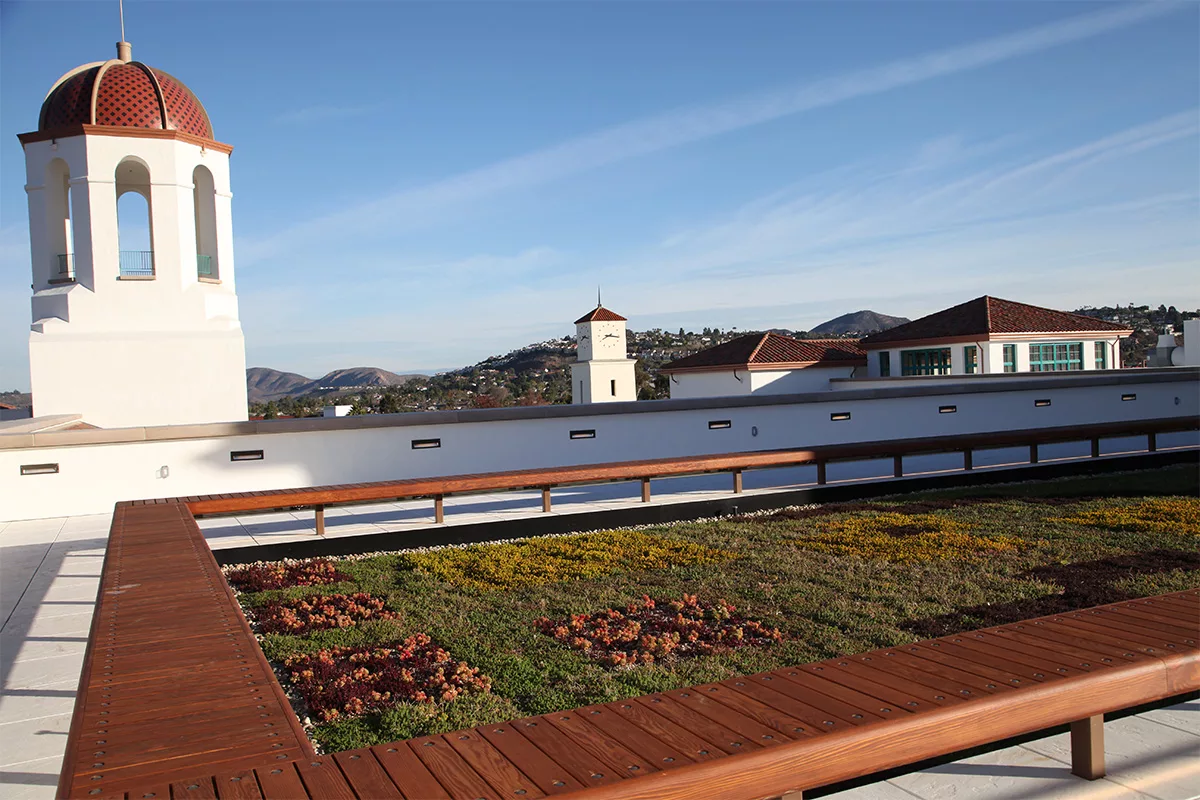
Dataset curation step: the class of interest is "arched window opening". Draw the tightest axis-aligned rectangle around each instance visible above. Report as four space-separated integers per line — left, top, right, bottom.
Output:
45 159 73 282
115 159 154 277
192 165 218 280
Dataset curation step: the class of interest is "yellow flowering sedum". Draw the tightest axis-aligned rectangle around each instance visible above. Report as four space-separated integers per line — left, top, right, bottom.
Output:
403 530 733 590
792 512 1022 563
1049 497 1200 536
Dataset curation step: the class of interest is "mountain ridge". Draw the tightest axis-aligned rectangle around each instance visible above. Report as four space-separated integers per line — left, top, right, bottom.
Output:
247 366 422 403
810 310 910 335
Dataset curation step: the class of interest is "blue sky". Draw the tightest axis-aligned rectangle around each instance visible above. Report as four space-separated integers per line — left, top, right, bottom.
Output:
1 1 1197 388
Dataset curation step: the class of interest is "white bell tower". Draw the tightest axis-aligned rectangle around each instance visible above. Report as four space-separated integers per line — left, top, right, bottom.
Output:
19 40 248 428
570 298 637 404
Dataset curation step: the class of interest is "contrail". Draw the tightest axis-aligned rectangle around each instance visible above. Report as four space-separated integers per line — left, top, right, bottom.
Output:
238 2 1185 264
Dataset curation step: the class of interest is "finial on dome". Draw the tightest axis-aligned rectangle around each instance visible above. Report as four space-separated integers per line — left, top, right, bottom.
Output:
116 0 131 61
597 285 602 307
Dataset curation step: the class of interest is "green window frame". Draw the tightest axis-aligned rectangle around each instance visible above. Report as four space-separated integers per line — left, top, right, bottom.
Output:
1003 344 1016 373
1094 341 1107 369
900 348 952 376
1029 342 1083 372
963 345 978 374
878 352 890 377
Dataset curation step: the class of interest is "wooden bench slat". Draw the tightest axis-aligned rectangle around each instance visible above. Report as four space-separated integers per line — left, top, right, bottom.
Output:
898 642 1038 689
332 750 404 799
254 763 309 800
509 716 627 787
1059 613 1196 650
576 704 696 769
408 735 500 799
213 769 263 800
650 691 788 746
443 730 546 799
170 775 219 799
476 722 587 794
294 758 356 800
544 710 660 778
370 743 452 800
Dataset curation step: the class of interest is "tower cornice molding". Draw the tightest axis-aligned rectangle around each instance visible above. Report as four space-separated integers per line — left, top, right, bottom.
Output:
18 125 233 155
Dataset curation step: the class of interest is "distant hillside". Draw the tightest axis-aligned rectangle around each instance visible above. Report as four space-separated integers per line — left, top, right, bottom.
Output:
0 390 33 408
811 310 909 335
246 368 311 403
247 366 421 403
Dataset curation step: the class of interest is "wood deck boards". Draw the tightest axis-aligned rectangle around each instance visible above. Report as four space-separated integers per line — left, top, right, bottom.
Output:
59 502 313 799
59 495 1198 799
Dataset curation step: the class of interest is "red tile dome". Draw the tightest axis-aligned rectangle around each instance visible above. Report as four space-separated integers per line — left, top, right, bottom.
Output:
39 56 213 140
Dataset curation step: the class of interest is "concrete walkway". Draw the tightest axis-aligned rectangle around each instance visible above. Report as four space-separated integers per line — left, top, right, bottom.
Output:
2 500 1197 800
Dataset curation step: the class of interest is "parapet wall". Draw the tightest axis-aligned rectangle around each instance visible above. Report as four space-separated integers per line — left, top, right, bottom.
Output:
1 368 1196 522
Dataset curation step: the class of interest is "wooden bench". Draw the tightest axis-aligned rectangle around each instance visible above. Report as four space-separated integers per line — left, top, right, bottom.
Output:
60 497 1198 799
170 416 1197 534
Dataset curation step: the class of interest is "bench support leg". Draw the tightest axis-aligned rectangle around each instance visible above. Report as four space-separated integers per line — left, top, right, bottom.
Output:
314 505 325 536
963 448 972 471
732 469 743 494
1029 443 1039 464
542 487 552 513
641 477 651 503
1070 715 1105 780
816 461 827 486
1148 432 1157 452
893 455 903 478
1091 437 1101 458
434 495 444 524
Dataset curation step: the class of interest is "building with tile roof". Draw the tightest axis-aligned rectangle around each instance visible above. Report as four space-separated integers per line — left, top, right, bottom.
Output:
859 296 1133 378
660 332 866 398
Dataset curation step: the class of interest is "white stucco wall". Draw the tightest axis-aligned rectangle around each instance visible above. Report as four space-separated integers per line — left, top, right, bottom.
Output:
749 367 858 394
22 132 248 428
2 369 1194 522
669 366 858 399
570 359 637 404
667 370 753 400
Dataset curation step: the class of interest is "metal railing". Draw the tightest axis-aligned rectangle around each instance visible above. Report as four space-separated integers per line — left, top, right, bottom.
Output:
196 254 214 277
119 250 155 277
54 254 75 281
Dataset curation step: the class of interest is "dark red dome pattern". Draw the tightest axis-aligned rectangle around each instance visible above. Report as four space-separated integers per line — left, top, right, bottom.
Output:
93 64 164 129
153 70 211 138
39 67 99 130
39 60 213 139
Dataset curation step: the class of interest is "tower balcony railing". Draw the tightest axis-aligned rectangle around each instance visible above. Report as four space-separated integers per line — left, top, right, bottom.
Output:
119 250 155 277
53 253 75 283
196 254 213 277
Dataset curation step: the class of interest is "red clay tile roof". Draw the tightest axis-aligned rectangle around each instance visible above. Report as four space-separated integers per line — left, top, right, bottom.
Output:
661 333 865 372
39 61 213 139
575 306 628 324
859 296 1132 347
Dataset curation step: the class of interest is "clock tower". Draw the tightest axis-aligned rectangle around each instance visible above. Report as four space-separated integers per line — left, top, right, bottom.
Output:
571 302 637 404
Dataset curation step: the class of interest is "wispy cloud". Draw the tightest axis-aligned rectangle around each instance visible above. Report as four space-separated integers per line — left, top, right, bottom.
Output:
238 110 1198 374
274 103 384 125
238 2 1184 265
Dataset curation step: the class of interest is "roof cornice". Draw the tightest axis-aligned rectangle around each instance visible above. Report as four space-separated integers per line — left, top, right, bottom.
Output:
18 124 233 154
